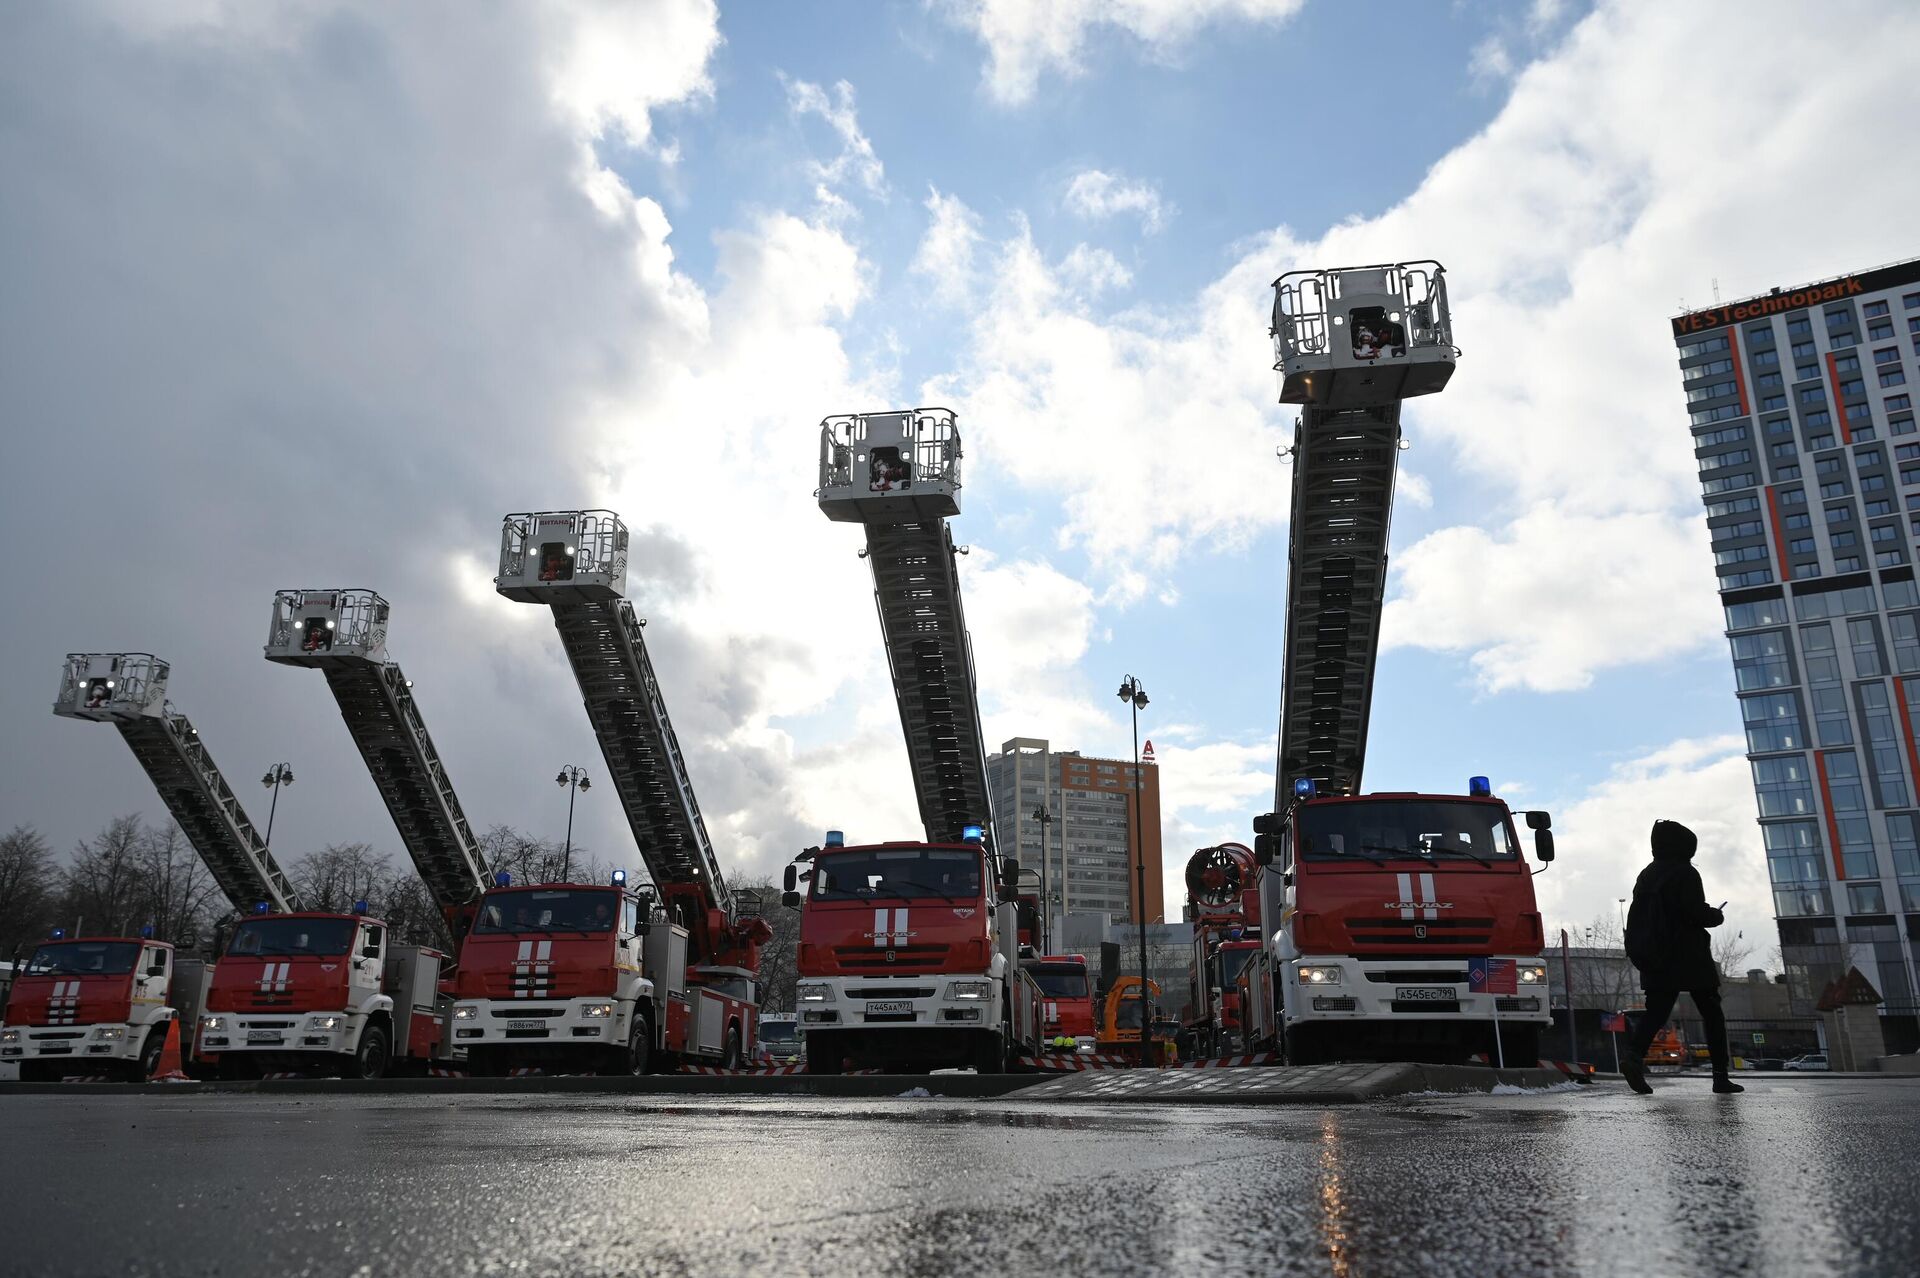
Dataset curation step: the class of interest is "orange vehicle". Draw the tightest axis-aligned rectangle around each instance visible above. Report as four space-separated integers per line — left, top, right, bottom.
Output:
1646 1026 1687 1067
1097 976 1163 1052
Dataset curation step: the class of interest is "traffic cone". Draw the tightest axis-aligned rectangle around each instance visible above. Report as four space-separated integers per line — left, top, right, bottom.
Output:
153 1018 190 1082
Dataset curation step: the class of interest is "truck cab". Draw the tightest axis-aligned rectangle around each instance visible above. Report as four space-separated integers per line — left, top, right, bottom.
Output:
1 934 176 1081
790 834 1040 1073
1023 953 1096 1052
200 909 440 1079
1097 976 1161 1053
1246 781 1556 1066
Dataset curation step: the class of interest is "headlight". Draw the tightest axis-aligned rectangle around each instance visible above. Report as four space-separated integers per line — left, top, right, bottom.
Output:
948 981 992 1001
796 982 835 1003
200 1016 226 1031
93 1026 127 1040
452 1005 477 1020
1 1029 20 1044
1517 965 1547 985
582 1003 614 1019
1297 965 1344 985
306 1015 345 1031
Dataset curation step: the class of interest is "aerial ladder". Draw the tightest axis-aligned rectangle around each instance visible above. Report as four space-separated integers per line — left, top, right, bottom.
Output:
55 653 301 913
1245 263 1558 1067
263 589 491 934
1268 262 1455 802
816 408 1001 875
493 511 771 981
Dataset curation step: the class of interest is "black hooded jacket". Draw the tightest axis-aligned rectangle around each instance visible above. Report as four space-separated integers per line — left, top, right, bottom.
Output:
1625 819 1724 991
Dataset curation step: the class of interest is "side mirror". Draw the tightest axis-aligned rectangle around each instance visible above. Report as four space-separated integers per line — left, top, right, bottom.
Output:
635 922 651 937
147 962 167 978
1253 834 1275 866
362 940 381 959
1001 857 1021 887
1525 810 1552 831
782 864 798 893
781 891 802 910
1534 829 1556 862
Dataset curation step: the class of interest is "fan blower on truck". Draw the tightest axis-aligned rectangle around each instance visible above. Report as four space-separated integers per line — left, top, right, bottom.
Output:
1183 842 1262 1058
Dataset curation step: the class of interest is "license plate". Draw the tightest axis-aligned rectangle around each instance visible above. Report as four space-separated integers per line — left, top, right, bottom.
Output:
1395 987 1454 1002
866 1000 911 1014
507 1020 541 1031
245 1030 282 1042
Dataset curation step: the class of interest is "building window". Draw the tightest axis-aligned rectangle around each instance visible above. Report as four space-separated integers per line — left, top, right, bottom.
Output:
1742 692 1805 752
1677 334 1730 359
1831 529 1858 547
1857 681 1912 808
1865 301 1891 319
1766 417 1795 438
1848 617 1886 676
1889 395 1914 412
1702 472 1755 495
1777 486 1806 506
1788 318 1812 338
1827 310 1854 331
1811 685 1853 746
1869 322 1895 341
1847 882 1887 914
1824 750 1867 812
1707 494 1762 517
1725 596 1789 630
1883 369 1910 389
1753 348 1781 368
1784 538 1815 557
1753 755 1818 818
1730 630 1794 690
1785 512 1812 530
1797 363 1821 382
1875 347 1902 365
1763 821 1829 918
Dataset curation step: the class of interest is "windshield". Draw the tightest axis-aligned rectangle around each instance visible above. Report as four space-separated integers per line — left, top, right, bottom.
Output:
1115 996 1144 1031
1028 966 1090 999
1217 947 1254 984
473 889 618 934
227 918 356 957
760 1022 799 1044
810 848 983 902
1298 800 1518 863
26 941 139 976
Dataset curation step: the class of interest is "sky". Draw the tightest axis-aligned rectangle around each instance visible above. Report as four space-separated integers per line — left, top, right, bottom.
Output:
3 0 1917 962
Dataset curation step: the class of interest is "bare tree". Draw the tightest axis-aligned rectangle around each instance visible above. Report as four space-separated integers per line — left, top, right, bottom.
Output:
61 815 149 936
1713 927 1757 978
734 875 799 1010
140 822 221 949
0 825 56 956
477 824 601 886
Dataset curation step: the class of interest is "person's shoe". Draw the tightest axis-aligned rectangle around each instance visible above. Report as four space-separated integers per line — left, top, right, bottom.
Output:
1712 1075 1745 1094
1620 1058 1653 1095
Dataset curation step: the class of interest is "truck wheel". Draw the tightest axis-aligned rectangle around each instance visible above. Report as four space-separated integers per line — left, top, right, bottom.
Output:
348 1024 391 1080
973 1034 1006 1075
804 1035 842 1075
720 1026 742 1070
1284 1026 1321 1067
129 1026 166 1082
615 1016 651 1076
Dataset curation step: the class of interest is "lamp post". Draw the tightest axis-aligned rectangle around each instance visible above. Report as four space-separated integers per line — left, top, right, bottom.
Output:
259 762 294 848
556 765 591 881
1032 803 1054 953
1117 674 1152 1066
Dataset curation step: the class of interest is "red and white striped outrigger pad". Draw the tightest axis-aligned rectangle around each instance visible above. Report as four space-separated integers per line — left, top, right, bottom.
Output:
676 1063 805 1076
1172 1052 1279 1069
1014 1052 1139 1072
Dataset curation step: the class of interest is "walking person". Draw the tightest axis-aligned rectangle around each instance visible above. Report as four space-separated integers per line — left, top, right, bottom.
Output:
1620 819 1743 1095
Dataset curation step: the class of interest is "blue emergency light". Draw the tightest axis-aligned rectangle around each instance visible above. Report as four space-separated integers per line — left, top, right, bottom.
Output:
824 829 845 848
1469 775 1492 797
1293 777 1317 799
961 824 984 843
253 901 270 914
141 925 154 938
494 871 513 887
351 899 369 916
50 928 66 940
611 868 627 886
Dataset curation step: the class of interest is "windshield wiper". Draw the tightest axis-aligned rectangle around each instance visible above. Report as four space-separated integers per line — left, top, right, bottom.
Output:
886 877 965 904
1427 845 1494 867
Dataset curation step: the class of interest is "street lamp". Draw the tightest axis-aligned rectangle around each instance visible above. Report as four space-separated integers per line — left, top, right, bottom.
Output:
1117 674 1152 1066
259 762 294 848
556 765 591 881
1031 802 1054 953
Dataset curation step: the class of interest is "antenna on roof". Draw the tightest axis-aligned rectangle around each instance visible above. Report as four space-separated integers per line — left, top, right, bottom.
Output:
1712 277 1721 304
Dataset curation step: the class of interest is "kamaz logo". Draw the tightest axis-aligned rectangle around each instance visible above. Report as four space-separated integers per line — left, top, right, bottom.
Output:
1383 901 1455 911
1389 873 1449 921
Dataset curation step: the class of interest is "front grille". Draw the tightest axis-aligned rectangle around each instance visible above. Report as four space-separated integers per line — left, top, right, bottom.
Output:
862 1012 917 1023
490 1007 564 1019
1347 918 1494 946
243 1020 296 1029
1365 970 1467 984
504 1029 550 1039
831 944 951 971
1391 999 1461 1013
30 1031 85 1041
846 987 936 1000
1495 997 1541 1013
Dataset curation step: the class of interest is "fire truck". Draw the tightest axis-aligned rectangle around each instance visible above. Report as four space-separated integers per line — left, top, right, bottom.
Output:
1023 953 1097 1051
785 410 1043 1074
1 932 177 1082
1183 842 1262 1057
1239 263 1559 1067
454 510 772 1073
55 652 449 1078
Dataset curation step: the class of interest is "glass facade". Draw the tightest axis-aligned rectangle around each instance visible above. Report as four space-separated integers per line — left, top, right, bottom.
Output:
1682 259 1920 1046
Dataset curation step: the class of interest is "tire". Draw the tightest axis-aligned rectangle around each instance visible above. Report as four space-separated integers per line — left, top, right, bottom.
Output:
348 1023 391 1080
1500 1026 1541 1069
804 1034 843 1075
720 1026 742 1070
1284 1025 1321 1068
130 1026 166 1082
973 1033 1006 1075
217 1058 260 1082
613 1016 651 1076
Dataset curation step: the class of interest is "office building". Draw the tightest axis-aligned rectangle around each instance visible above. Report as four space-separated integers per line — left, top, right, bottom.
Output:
1677 257 1920 1051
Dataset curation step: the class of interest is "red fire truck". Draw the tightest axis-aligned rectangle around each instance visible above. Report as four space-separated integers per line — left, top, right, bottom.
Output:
1024 953 1097 1051
1242 782 1556 1065
449 873 762 1073
199 906 448 1079
1 932 178 1081
786 829 1041 1073
1184 843 1262 1057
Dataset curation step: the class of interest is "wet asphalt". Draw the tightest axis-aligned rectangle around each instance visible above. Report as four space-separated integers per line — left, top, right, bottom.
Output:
1 1075 1914 1277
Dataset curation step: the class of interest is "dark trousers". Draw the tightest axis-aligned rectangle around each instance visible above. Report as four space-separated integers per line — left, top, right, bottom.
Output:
1629 985 1729 1075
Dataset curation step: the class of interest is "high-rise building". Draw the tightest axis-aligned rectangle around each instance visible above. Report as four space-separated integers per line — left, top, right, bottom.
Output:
985 736 1164 927
1676 258 1920 1052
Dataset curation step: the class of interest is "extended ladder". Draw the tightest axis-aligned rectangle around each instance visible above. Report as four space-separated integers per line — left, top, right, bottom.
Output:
264 590 490 916
54 653 301 912
1270 262 1456 801
495 511 762 968
816 408 999 870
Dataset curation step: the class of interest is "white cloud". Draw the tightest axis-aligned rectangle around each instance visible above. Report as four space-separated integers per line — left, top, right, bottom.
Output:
546 0 722 149
782 74 886 208
1468 36 1513 85
1063 169 1169 232
1058 243 1133 296
939 0 1306 105
911 186 985 308
1541 735 1772 966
